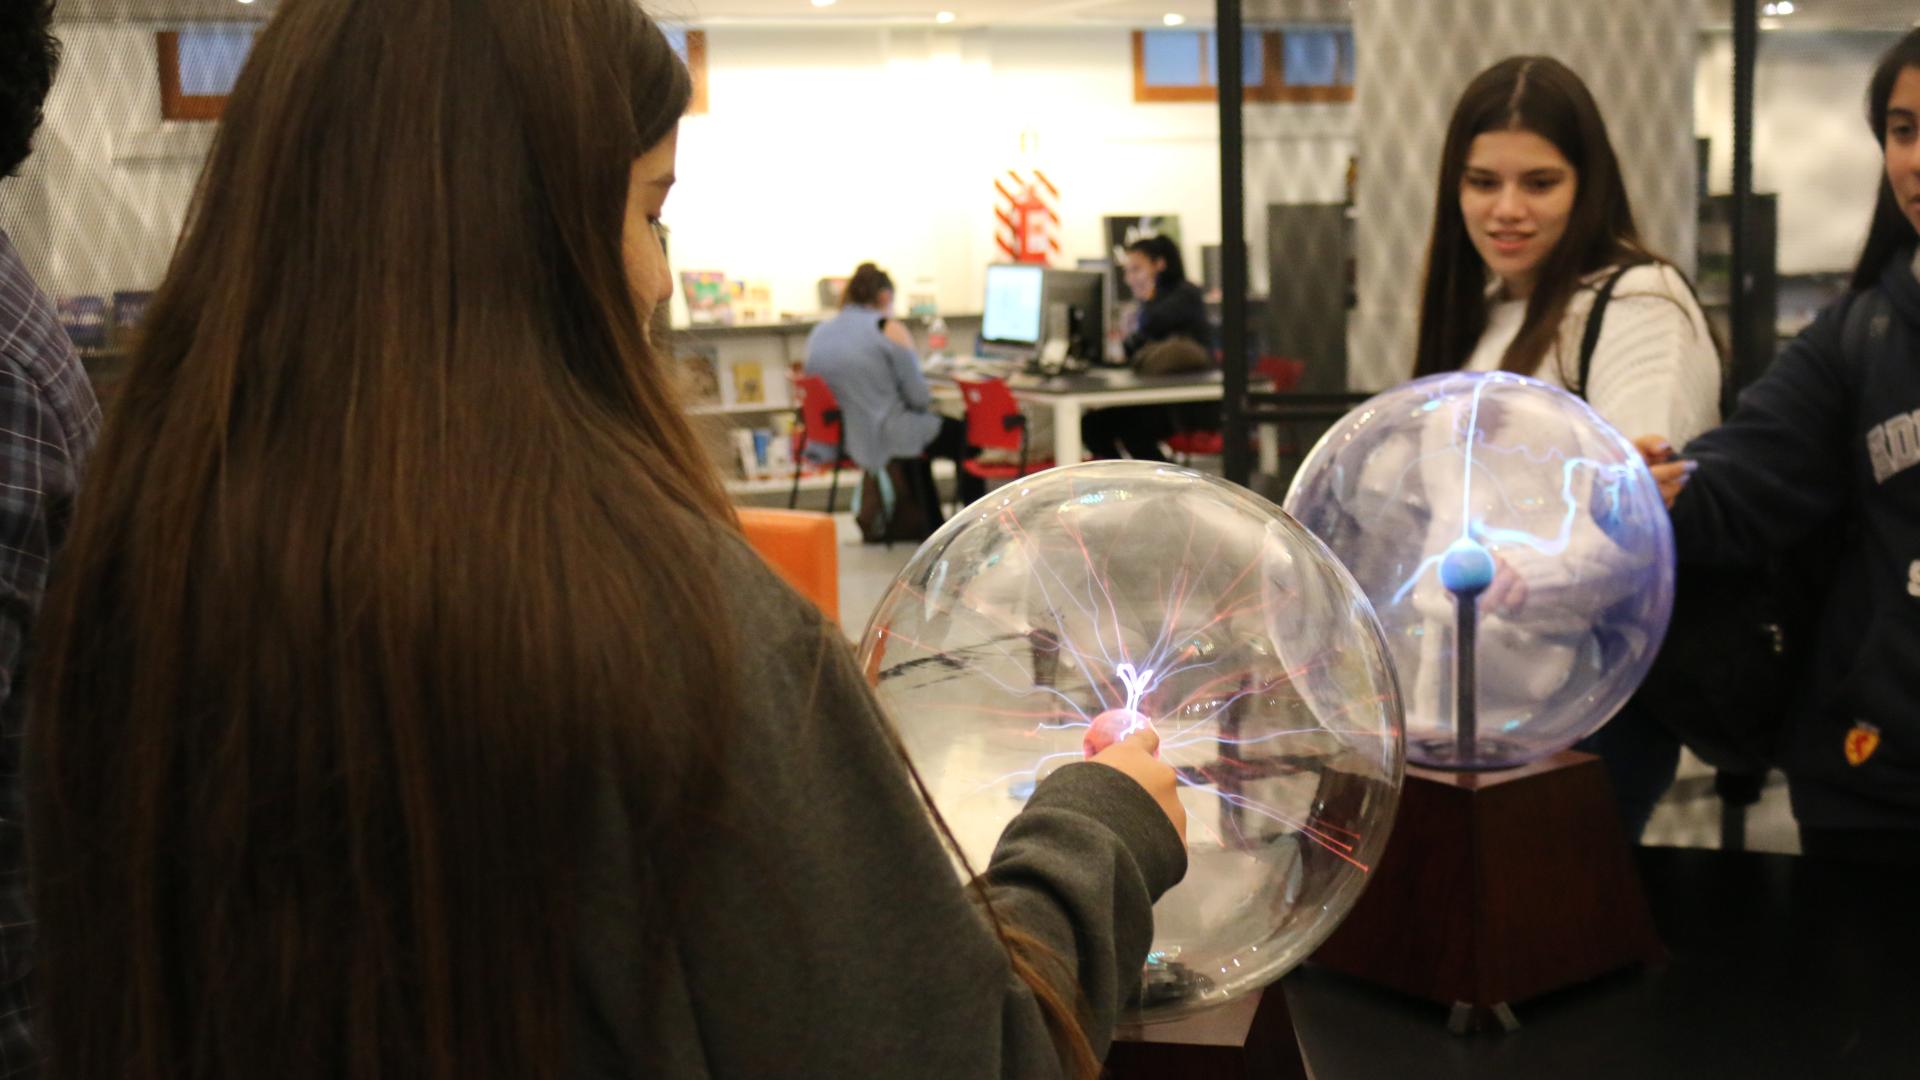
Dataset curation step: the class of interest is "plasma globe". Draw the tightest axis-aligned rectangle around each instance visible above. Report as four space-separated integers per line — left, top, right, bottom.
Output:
1284 372 1676 771
858 462 1404 1020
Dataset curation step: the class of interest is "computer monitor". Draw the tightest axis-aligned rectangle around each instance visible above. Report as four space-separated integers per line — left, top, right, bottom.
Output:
1040 268 1106 366
982 264 1045 347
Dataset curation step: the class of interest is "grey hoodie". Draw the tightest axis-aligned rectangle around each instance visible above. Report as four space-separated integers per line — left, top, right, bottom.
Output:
570 533 1187 1077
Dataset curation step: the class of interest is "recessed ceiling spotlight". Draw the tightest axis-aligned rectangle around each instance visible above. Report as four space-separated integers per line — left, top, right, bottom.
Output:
1777 0 1794 12
936 10 956 22
812 0 837 7
1162 12 1186 26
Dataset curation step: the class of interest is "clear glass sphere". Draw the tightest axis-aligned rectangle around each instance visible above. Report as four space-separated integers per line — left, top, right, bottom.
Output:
1283 372 1676 771
856 462 1404 1020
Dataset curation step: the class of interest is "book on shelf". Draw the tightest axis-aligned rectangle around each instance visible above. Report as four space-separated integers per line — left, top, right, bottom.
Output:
57 296 109 351
731 429 759 479
817 277 850 312
729 361 766 406
681 270 733 326
729 424 794 482
676 347 722 406
728 280 775 325
112 290 154 345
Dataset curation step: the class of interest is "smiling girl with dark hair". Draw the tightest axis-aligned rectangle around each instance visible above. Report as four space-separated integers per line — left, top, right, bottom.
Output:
1643 29 1920 864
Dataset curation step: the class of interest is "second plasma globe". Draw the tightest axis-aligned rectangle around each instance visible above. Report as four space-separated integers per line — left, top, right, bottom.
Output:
1286 372 1677 771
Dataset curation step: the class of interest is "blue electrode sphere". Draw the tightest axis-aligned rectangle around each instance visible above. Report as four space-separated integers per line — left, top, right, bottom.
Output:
1437 538 1496 595
1283 372 1676 771
858 462 1405 1020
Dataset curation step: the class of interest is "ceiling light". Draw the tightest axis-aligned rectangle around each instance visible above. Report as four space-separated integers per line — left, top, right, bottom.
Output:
935 9 955 21
1762 2 1775 13
811 0 836 7
1162 13 1186 26
1777 0 1794 12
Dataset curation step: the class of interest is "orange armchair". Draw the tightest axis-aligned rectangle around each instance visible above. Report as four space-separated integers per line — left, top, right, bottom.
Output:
736 507 839 622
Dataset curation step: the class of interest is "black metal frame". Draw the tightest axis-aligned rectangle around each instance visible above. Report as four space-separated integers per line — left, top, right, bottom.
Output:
1217 0 1251 485
1730 0 1760 401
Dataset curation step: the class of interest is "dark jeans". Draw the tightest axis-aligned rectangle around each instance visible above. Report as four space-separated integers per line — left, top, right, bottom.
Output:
1081 402 1218 462
919 416 986 512
1576 699 1682 843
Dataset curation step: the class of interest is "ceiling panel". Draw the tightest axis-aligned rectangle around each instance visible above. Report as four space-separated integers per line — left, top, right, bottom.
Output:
53 0 1354 28
1702 0 1920 30
56 0 1918 33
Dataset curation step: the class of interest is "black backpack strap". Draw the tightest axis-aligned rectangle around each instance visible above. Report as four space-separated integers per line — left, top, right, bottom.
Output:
1574 265 1632 398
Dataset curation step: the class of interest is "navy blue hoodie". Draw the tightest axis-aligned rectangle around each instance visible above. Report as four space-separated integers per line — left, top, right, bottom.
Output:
1122 279 1212 361
1674 246 1920 830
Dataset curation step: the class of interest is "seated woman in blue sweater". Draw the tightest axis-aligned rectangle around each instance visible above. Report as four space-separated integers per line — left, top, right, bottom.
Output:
1080 237 1217 461
805 263 984 516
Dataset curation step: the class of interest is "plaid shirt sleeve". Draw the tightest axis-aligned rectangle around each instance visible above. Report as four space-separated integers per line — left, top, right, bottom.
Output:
0 236 103 1080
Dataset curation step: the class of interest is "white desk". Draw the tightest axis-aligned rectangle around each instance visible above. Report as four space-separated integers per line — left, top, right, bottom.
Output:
932 368 1275 469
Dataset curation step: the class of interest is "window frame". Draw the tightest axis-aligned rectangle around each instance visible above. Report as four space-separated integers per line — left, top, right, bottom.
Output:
156 30 232 122
1131 28 1355 105
153 28 709 122
682 29 710 116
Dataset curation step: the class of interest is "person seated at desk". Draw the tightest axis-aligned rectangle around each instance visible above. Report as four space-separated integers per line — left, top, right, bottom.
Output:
804 263 985 514
1080 236 1216 461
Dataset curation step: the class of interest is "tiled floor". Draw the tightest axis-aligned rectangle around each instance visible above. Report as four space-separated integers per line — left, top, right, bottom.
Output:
824 511 1802 856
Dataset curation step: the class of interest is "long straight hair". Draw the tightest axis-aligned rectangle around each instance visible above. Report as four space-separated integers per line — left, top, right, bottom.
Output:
1851 29 1920 292
27 1 1097 1075
1414 56 1663 379
32 1 715 1076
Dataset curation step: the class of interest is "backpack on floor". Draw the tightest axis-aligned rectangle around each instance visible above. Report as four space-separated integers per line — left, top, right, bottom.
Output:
853 460 937 545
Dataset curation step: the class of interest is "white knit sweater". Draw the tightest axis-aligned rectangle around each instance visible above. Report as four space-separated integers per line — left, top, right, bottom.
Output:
1466 263 1723 445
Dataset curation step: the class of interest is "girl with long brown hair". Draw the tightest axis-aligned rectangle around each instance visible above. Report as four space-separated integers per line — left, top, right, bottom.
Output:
1409 56 1722 840
24 1 1185 1077
1415 55 1720 442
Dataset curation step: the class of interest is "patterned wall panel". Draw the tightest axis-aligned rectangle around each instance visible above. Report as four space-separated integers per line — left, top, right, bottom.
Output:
1246 101 1356 294
0 12 259 307
1348 0 1702 390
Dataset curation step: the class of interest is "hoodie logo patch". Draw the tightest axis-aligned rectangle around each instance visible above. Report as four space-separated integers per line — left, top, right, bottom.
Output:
1867 410 1920 484
1844 721 1881 767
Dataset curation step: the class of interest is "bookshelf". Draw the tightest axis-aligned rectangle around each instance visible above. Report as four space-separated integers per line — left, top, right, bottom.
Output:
675 314 981 497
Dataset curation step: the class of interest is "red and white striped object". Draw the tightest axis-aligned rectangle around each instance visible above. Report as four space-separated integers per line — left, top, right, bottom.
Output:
993 169 1061 265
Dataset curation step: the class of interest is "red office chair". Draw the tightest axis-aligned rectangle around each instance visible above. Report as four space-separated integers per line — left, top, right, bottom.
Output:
956 377 1053 486
789 375 853 513
1165 356 1307 464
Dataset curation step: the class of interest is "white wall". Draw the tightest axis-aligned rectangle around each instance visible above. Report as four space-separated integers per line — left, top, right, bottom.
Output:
6 21 1355 320
27 22 1901 319
671 26 1355 323
1695 29 1902 275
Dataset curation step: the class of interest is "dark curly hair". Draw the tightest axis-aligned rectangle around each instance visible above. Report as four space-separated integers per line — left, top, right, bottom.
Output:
0 0 59 178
